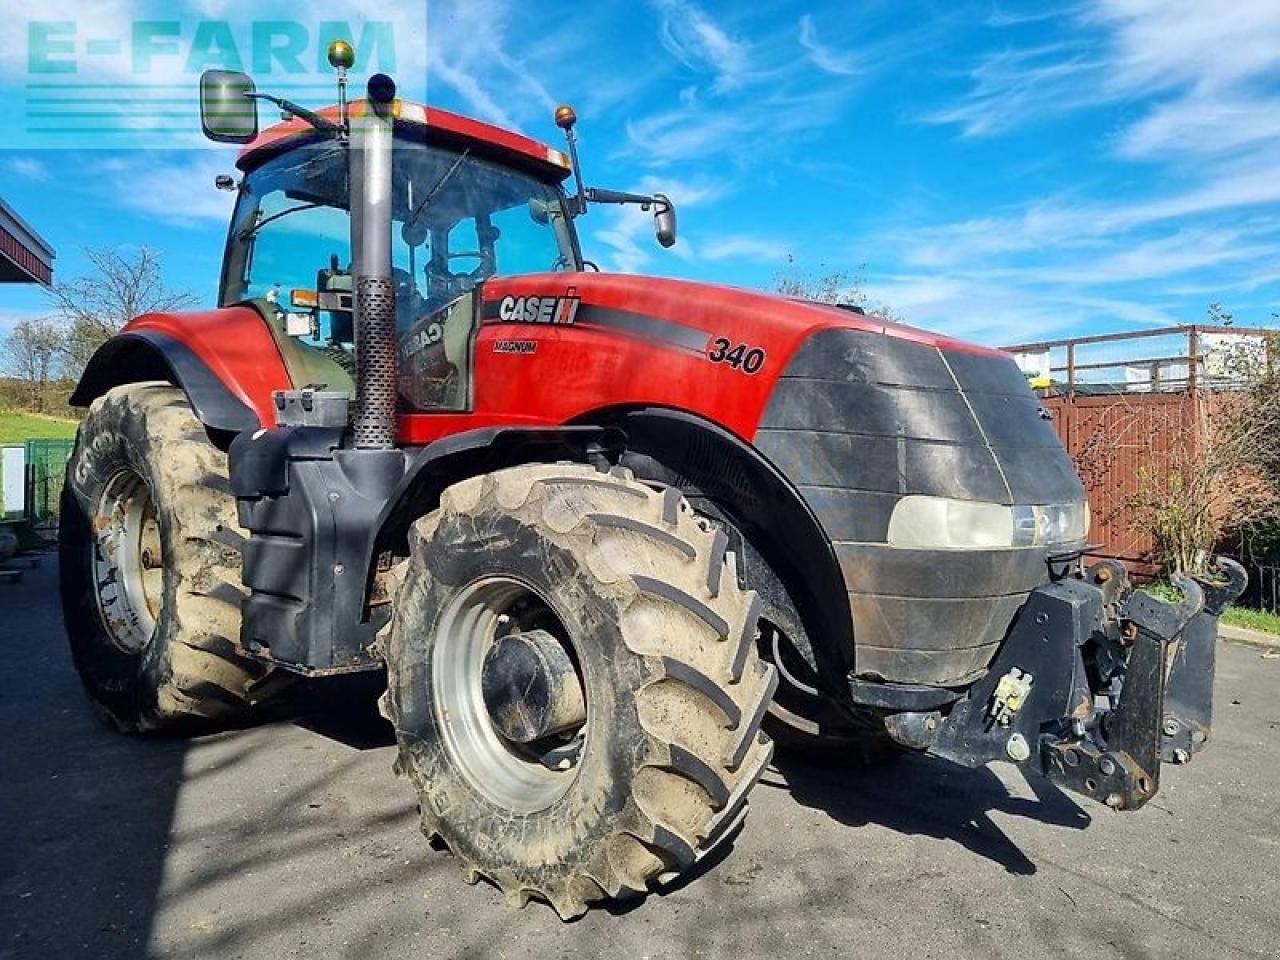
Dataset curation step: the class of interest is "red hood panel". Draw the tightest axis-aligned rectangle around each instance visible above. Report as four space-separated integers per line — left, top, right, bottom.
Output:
480 273 1005 359
396 272 1009 445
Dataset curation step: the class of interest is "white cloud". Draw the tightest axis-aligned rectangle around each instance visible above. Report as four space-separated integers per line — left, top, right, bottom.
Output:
929 0 1280 159
8 158 51 182
623 82 850 167
1118 94 1280 159
985 6 1074 28
425 0 558 130
921 41 1102 137
798 15 859 78
100 151 239 226
651 0 752 93
902 2 1280 333
1017 228 1279 286
862 270 1184 347
892 139 1280 283
699 235 790 264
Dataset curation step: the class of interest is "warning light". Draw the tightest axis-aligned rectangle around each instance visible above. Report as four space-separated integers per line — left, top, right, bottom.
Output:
554 105 577 130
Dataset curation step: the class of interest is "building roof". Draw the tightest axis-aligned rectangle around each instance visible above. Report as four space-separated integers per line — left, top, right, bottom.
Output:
0 198 54 286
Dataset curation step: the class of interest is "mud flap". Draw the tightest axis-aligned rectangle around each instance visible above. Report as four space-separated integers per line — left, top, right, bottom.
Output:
1160 557 1248 764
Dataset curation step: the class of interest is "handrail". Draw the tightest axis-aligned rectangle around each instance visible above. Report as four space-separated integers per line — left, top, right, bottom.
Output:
1002 323 1276 397
1001 323 1274 354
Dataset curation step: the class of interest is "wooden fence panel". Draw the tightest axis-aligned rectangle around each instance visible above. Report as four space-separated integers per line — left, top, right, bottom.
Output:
1044 392 1202 568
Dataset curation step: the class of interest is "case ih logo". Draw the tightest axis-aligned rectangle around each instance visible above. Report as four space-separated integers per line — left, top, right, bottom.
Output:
497 292 581 326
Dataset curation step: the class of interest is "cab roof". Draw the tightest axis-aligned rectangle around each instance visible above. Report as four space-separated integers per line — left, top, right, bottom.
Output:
237 100 574 182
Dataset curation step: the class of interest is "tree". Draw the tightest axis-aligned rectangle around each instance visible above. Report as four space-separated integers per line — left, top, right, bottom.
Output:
48 247 196 375
1 317 66 412
772 256 904 320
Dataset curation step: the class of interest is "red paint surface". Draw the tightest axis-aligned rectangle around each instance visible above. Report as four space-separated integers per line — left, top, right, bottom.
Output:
131 274 1004 439
397 272 1006 444
238 101 569 180
125 308 290 426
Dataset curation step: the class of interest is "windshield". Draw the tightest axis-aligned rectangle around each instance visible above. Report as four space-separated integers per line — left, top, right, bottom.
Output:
220 134 579 340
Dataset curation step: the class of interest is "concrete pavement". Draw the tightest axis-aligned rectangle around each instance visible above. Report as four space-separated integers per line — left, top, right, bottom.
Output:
3 557 1279 959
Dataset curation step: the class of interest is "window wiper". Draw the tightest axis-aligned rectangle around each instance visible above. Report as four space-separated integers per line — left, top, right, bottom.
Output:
404 148 471 237
239 201 327 239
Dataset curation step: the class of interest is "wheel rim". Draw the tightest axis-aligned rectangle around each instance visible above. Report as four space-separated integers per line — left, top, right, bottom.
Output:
92 469 164 654
432 576 588 814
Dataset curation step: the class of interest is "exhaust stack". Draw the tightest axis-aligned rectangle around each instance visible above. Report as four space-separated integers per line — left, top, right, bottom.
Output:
349 73 398 450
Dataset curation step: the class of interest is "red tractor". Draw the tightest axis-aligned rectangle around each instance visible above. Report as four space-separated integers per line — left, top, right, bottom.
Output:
60 44 1244 918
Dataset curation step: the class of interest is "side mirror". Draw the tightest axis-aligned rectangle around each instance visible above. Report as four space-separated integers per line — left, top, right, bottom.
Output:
200 70 258 144
653 193 677 248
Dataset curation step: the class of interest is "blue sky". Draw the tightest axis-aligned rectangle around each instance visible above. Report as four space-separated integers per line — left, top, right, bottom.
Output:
2 0 1279 348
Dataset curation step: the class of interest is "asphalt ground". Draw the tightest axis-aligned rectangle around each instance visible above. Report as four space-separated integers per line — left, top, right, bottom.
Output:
3 555 1279 960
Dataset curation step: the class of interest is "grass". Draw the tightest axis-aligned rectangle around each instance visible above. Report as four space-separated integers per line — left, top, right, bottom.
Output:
0 409 79 445
1140 578 1280 635
1221 605 1280 636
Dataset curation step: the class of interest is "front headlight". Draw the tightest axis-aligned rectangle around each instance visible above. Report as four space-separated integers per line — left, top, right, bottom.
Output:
888 496 1089 549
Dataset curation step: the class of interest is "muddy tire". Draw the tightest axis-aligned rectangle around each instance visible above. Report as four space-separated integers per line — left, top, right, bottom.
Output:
380 463 777 919
59 382 284 732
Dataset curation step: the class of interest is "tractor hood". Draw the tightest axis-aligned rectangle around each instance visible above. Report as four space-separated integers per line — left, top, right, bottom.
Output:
480 271 999 363
478 270 1087 688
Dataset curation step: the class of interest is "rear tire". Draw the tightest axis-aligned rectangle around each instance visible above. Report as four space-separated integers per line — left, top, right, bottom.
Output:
380 464 777 919
59 383 285 732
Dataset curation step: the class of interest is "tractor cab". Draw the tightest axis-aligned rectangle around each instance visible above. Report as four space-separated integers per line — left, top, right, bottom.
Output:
221 104 582 411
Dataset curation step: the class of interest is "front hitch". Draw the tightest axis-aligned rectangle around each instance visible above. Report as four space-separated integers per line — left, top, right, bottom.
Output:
1160 557 1248 764
927 558 1245 812
1042 576 1203 810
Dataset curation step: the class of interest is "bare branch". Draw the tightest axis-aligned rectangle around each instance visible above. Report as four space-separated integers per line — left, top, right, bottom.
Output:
46 246 197 376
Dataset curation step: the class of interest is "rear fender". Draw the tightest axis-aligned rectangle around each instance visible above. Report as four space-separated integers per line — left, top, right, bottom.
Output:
70 331 260 433
69 307 293 431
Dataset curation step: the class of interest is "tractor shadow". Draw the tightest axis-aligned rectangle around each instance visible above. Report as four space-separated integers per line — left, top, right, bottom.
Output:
1 556 188 959
288 671 396 750
770 749 1091 875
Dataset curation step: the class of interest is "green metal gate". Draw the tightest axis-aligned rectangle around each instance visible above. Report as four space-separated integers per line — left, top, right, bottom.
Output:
25 438 74 529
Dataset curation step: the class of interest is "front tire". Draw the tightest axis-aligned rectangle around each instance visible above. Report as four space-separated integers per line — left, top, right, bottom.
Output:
59 383 284 732
381 464 777 919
